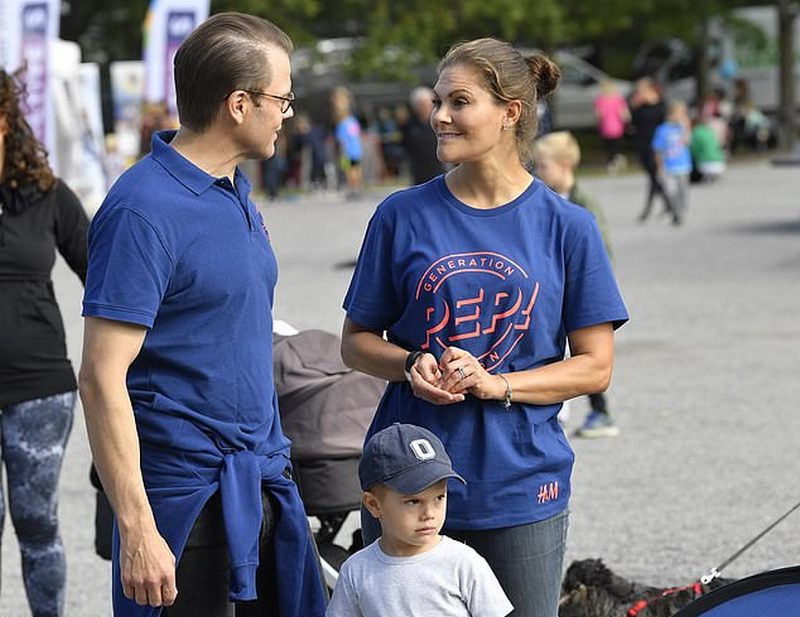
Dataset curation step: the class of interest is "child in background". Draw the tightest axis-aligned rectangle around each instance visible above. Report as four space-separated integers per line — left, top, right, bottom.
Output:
594 80 630 173
331 87 363 198
532 131 619 439
690 113 726 183
652 101 692 225
326 423 513 617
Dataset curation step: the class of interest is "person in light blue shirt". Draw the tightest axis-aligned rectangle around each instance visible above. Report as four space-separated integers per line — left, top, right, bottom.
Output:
652 101 692 225
79 13 326 617
341 37 628 617
332 87 363 197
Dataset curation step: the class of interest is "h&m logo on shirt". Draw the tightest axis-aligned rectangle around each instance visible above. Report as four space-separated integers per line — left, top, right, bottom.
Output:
537 481 559 504
414 251 541 372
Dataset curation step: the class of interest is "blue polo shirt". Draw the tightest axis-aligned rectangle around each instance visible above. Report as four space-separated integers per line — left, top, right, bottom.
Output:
83 132 326 616
344 176 628 530
83 130 289 455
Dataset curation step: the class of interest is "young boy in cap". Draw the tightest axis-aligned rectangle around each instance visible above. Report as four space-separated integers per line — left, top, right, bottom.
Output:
326 423 513 617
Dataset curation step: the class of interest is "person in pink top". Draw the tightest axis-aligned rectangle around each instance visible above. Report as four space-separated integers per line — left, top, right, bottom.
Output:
594 80 630 173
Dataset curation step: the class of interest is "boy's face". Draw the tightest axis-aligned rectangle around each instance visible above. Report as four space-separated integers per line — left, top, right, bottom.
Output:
364 479 448 557
534 155 571 195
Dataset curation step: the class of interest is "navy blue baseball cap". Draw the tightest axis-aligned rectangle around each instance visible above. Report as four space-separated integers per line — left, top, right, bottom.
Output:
359 423 466 494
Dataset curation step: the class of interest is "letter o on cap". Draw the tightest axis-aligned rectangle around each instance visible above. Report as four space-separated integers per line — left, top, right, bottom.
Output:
410 438 435 461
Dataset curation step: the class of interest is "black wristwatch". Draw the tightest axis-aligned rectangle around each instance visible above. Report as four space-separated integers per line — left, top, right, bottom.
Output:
403 350 424 382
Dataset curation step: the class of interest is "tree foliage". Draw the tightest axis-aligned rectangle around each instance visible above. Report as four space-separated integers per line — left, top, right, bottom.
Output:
60 0 778 79
61 0 149 63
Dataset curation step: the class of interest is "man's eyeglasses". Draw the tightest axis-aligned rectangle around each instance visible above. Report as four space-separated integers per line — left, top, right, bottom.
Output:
225 89 295 114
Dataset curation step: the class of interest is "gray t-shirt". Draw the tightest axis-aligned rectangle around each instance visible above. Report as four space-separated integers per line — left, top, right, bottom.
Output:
326 536 513 617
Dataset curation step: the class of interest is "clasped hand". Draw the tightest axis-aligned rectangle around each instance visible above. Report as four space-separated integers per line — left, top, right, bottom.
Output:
408 346 505 405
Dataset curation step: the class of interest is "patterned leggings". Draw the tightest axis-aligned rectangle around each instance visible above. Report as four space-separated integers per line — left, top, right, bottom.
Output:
0 391 75 617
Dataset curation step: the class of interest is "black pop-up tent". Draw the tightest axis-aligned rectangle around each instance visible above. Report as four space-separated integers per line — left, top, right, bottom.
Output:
672 565 800 617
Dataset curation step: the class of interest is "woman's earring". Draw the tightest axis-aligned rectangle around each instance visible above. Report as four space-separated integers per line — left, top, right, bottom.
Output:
502 123 512 131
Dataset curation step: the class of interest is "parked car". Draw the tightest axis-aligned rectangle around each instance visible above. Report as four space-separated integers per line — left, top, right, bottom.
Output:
546 50 632 130
291 39 632 131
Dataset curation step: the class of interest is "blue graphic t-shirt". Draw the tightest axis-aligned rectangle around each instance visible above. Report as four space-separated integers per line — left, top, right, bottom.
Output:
652 121 692 175
344 176 628 530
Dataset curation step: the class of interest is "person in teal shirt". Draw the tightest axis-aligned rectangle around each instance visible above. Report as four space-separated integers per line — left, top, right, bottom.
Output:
690 117 726 182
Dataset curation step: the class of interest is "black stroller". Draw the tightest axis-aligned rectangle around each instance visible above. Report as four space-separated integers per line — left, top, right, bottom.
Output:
273 328 384 586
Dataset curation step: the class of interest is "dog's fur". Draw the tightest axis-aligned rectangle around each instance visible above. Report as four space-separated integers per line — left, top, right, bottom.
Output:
559 559 733 617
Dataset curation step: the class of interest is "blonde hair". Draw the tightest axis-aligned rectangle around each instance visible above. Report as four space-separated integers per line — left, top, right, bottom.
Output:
331 86 353 123
438 38 561 165
532 131 581 168
667 100 688 121
600 79 618 95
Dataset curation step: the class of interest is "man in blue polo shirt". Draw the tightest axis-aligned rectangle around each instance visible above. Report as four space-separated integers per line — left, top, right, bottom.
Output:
79 13 326 617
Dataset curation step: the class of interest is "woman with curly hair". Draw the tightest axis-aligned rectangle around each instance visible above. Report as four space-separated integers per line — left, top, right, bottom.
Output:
0 68 88 617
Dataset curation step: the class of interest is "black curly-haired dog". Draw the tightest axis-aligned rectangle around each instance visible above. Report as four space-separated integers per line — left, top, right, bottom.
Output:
559 559 733 617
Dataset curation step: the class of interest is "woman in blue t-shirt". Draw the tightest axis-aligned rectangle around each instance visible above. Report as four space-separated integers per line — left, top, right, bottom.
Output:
341 38 628 617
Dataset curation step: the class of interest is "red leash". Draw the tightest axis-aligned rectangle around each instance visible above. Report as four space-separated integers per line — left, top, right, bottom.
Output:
627 581 704 616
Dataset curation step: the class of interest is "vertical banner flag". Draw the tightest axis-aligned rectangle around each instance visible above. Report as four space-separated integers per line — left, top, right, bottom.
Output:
0 0 59 155
109 61 145 161
0 0 9 69
143 0 210 117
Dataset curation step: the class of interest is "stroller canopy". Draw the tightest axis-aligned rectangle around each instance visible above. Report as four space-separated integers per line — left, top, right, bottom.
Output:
273 329 385 514
273 329 384 460
673 565 800 617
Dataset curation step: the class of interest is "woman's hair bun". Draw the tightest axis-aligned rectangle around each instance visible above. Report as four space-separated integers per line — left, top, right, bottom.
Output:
526 54 561 99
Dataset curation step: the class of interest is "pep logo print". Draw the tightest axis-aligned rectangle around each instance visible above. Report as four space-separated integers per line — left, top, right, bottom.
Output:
414 252 540 371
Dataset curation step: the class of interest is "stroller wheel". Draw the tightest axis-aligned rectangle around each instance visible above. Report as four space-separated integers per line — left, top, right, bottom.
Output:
317 540 351 593
318 540 351 571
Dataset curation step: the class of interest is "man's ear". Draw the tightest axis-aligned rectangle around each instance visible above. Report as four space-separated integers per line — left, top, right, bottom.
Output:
224 91 248 125
363 491 382 519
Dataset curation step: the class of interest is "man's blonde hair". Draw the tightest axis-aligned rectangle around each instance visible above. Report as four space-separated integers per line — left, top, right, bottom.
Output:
532 131 581 168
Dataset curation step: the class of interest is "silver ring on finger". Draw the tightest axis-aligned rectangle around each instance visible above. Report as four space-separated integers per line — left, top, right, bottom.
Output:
457 366 466 380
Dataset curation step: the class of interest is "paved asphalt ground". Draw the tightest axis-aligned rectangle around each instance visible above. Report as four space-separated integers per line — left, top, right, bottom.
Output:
2 158 798 615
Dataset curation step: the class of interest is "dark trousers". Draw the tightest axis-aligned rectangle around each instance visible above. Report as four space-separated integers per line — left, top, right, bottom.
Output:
588 392 608 415
602 137 624 163
163 490 279 617
637 149 677 221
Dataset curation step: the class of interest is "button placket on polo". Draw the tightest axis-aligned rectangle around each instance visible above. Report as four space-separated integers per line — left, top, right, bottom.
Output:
215 178 252 231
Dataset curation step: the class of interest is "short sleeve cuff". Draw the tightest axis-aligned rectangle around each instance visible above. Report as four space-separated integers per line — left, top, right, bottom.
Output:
566 312 629 333
343 304 392 332
82 302 155 328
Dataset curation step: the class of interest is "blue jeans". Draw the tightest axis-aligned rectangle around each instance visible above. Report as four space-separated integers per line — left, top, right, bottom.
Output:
0 391 75 617
362 508 569 617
